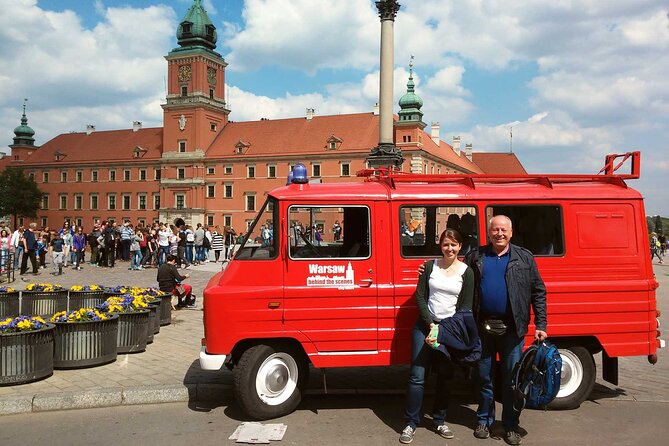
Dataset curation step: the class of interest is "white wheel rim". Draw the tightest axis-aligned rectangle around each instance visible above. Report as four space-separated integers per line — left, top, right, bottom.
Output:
556 349 583 398
255 352 299 406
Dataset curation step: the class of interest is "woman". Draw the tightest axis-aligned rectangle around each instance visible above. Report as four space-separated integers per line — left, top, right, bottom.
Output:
129 228 143 270
400 229 475 444
650 232 663 264
211 225 225 262
157 224 171 265
72 226 87 270
61 226 73 267
0 229 11 273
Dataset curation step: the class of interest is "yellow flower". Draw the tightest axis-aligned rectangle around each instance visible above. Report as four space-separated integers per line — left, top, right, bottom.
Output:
71 285 83 292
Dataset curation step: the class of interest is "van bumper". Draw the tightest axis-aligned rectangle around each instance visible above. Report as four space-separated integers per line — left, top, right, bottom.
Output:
199 346 227 370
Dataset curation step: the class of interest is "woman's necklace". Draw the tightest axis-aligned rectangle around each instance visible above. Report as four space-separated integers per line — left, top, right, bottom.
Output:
437 258 459 273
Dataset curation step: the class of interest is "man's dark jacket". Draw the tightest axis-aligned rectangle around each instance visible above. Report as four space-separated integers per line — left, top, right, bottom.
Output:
464 243 547 338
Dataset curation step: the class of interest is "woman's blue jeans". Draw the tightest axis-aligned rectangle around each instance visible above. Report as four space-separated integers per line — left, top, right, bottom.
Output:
476 330 525 430
404 321 452 429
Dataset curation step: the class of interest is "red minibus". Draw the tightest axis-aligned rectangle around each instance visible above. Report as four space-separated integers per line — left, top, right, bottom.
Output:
201 151 663 419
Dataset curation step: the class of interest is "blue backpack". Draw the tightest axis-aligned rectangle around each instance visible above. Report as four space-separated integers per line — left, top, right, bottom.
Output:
512 340 562 410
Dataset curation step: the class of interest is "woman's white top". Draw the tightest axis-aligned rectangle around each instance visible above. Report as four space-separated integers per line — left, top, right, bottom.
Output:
427 260 468 322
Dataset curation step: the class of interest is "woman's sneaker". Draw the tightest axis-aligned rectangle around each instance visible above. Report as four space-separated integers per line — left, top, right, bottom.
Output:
436 424 454 439
399 426 415 444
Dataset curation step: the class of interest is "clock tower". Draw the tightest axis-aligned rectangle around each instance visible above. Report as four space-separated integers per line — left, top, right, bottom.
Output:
160 0 229 226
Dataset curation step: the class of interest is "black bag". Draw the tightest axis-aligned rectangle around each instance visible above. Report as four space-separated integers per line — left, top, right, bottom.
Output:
203 236 211 249
482 318 508 336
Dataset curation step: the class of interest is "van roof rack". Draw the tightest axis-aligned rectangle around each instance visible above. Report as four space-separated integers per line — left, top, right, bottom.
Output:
357 151 640 189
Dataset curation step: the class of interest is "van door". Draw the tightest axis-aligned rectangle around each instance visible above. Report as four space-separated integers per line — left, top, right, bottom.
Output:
283 204 378 356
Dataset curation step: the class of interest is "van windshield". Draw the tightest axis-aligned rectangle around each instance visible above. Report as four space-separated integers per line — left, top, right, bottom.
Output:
234 198 278 260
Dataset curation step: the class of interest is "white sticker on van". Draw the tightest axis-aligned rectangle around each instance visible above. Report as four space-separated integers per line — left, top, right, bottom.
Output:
307 262 355 290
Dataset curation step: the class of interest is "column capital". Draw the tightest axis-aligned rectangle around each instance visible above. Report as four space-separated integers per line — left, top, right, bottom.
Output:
376 0 400 21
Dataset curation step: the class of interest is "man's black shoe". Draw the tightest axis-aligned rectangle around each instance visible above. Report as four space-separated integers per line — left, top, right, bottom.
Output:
504 430 521 445
474 424 490 439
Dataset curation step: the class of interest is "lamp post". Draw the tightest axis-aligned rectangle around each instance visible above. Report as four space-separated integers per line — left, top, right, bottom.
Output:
367 0 403 170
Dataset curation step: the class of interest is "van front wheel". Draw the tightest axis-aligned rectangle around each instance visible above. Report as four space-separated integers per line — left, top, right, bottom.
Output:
234 344 307 420
548 346 595 410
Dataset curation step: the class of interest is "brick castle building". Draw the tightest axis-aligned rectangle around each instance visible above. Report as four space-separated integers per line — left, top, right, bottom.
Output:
2 0 524 232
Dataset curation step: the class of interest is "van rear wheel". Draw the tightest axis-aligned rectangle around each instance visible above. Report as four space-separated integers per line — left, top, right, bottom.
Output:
548 346 595 410
233 344 308 420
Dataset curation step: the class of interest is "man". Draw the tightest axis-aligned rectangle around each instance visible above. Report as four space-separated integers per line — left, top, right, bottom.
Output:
464 215 546 445
20 222 39 276
49 232 65 275
120 221 133 261
157 254 195 308
10 224 24 271
194 223 205 263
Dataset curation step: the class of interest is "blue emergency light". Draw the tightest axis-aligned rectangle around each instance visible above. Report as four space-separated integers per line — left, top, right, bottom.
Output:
290 163 309 184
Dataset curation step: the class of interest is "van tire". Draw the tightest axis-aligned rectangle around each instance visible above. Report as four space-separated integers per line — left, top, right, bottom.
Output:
233 344 308 420
548 346 595 410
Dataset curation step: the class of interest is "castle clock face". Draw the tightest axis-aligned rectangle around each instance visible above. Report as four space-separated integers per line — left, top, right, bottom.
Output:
178 65 191 82
207 67 216 85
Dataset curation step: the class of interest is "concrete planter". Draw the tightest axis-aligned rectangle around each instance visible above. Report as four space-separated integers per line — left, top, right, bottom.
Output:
146 305 157 344
21 291 68 317
147 300 161 335
0 324 55 385
157 293 172 326
68 291 106 312
114 310 150 354
52 314 119 369
0 291 20 318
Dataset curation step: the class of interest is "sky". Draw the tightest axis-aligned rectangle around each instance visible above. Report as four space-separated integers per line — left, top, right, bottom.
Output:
0 0 667 214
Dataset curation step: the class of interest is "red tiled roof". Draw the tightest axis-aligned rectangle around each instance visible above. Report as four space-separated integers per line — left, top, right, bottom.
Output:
471 152 528 175
18 127 163 165
207 113 380 158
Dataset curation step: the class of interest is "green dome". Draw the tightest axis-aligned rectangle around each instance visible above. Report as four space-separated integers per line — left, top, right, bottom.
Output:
13 112 35 146
398 63 424 123
176 0 217 50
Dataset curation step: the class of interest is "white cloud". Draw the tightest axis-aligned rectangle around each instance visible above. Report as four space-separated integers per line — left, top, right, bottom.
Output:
0 0 175 142
225 0 378 73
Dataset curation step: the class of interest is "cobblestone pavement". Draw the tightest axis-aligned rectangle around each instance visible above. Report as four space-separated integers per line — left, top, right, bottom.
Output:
1 259 667 415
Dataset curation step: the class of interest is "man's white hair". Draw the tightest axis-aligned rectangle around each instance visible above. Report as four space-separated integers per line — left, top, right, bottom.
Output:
488 215 512 230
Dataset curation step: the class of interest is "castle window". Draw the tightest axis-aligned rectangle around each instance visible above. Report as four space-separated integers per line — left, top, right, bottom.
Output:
90 194 98 211
124 169 131 181
175 194 185 210
122 194 131 210
181 86 187 97
75 171 82 182
182 23 191 34
177 168 185 179
61 171 67 182
139 169 147 181
210 122 217 131
206 184 215 198
109 169 116 182
268 165 276 178
138 194 147 210
247 165 255 179
210 89 214 100
41 194 49 210
74 194 83 210
59 194 67 210
341 162 350 177
42 171 49 183
91 170 98 182
179 141 186 152
153 194 160 210
224 183 233 198
312 164 321 178
207 167 215 175
155 168 161 180
108 194 116 210
224 165 233 175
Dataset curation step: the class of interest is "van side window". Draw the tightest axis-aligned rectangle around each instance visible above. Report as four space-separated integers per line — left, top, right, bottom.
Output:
288 206 370 259
486 205 564 256
400 206 478 257
234 198 278 260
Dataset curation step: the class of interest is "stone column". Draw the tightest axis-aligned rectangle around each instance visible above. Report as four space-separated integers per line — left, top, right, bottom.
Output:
367 0 403 169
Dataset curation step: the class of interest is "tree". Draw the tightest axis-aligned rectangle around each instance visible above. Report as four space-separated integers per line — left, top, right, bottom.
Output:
0 167 43 228
654 215 663 234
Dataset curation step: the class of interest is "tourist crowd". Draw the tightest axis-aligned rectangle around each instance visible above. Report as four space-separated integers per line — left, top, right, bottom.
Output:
0 220 238 276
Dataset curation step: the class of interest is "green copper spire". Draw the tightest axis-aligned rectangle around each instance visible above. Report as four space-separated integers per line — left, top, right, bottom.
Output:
13 99 35 146
176 0 217 50
398 56 424 123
